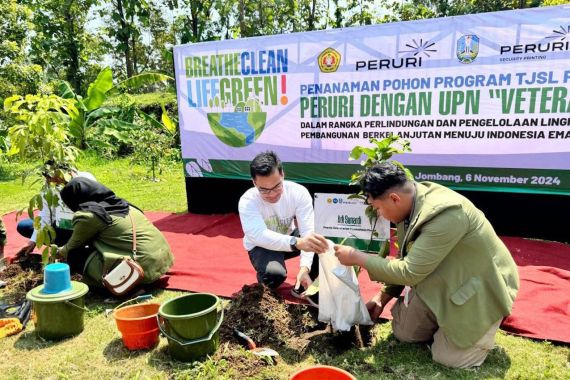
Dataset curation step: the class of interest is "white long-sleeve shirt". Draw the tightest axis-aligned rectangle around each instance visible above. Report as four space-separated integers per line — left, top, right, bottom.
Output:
30 171 96 242
238 180 315 269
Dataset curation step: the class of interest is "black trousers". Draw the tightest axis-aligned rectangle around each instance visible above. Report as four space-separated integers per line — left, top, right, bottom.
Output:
247 246 319 289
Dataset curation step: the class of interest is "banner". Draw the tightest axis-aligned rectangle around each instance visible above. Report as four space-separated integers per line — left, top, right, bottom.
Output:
174 6 570 195
314 193 390 252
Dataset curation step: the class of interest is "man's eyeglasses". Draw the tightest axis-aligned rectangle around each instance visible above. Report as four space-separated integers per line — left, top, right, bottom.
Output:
257 181 283 195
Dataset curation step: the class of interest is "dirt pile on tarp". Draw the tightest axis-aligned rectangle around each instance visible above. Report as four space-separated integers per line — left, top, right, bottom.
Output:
219 284 322 347
0 262 43 303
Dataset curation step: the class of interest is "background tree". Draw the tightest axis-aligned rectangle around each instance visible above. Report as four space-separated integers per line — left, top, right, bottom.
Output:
98 0 152 78
27 0 99 94
0 1 44 104
172 0 217 44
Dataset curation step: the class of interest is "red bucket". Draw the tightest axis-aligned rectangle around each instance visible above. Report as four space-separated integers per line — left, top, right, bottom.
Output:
113 303 161 350
290 365 356 380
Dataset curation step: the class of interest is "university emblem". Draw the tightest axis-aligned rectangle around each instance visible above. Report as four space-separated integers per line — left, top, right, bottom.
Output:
318 48 341 73
457 34 479 64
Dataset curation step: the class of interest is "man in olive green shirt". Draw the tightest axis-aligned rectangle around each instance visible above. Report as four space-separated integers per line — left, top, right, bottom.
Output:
334 162 519 368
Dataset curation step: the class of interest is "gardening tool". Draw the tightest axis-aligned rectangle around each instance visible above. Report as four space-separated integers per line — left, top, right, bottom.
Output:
19 301 32 330
0 302 23 318
291 282 319 308
17 300 32 329
1 300 28 318
0 318 22 338
233 329 279 357
0 299 28 339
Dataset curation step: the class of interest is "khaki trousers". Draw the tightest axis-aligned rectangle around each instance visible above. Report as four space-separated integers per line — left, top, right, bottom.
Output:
391 289 501 368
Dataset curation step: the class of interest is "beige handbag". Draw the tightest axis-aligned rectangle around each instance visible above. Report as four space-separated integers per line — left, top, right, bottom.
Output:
102 213 144 296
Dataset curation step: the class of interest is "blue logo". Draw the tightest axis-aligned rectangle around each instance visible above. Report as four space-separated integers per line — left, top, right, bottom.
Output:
333 198 338 204
457 35 479 64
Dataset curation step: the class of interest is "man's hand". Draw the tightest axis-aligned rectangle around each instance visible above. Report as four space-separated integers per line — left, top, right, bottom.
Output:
366 291 393 321
296 233 328 254
333 244 368 267
15 241 36 258
294 266 312 291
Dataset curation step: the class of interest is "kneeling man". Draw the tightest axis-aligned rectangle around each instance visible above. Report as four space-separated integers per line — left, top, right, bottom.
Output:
334 162 519 368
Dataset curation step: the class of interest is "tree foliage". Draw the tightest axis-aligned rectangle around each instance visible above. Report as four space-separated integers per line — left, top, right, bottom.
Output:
27 0 99 94
0 1 44 104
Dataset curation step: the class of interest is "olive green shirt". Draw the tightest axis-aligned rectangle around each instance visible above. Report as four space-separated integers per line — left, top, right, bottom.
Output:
61 206 174 284
365 182 519 348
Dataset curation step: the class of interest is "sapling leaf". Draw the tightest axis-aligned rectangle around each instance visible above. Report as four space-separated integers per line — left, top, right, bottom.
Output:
45 187 53 205
50 245 59 261
36 228 45 248
42 246 50 265
34 193 43 211
33 216 42 230
46 225 56 245
349 146 363 160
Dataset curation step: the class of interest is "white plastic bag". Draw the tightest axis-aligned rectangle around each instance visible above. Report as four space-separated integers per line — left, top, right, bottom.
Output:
318 240 372 331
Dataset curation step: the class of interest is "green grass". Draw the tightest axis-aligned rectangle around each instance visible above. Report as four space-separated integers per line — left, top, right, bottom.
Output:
0 153 187 215
1 158 569 379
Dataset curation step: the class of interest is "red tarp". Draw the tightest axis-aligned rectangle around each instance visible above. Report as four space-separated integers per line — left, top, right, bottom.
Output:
2 211 569 343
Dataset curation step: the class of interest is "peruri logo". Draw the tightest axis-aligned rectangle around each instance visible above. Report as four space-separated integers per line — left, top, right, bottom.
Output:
318 48 341 73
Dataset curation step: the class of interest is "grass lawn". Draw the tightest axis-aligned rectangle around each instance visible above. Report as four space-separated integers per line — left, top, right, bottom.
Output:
1 156 569 379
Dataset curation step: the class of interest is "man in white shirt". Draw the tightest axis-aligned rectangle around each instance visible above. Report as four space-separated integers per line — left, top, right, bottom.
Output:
238 151 328 292
15 168 96 256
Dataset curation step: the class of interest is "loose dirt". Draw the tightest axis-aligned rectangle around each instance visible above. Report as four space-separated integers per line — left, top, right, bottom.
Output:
217 284 372 377
0 255 82 303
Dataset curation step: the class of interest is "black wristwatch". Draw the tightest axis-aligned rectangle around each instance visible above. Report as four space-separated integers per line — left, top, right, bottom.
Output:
289 236 298 251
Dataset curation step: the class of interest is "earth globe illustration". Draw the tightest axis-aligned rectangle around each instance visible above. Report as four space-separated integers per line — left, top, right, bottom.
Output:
207 98 267 147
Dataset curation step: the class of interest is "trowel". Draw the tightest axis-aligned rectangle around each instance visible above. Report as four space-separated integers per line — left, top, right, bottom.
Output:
233 328 279 357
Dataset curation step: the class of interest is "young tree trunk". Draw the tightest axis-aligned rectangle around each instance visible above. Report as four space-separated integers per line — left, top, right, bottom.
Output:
239 0 246 36
64 0 82 92
308 0 317 30
131 30 138 75
116 0 134 77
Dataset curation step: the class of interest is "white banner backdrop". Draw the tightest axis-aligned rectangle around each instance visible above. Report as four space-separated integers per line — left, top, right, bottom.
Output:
175 6 570 194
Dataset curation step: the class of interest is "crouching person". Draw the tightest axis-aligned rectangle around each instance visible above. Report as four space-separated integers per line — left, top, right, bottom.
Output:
333 162 519 368
239 151 328 292
57 177 174 291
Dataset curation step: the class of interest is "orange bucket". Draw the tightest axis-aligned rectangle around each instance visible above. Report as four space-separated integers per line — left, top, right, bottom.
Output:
290 365 356 380
113 302 161 350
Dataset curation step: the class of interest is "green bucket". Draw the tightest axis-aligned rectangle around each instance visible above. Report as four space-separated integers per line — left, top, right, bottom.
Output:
158 293 224 362
26 281 89 340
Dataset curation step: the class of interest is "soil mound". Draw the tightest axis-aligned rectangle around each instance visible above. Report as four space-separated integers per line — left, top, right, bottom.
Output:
219 284 322 347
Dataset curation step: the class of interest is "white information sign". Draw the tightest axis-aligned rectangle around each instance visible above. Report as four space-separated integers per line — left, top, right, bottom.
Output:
314 193 390 243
